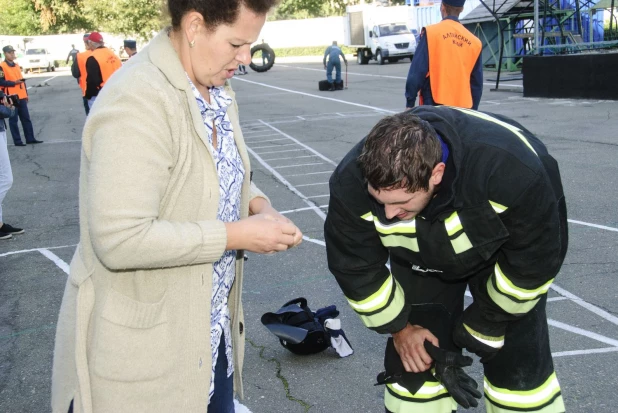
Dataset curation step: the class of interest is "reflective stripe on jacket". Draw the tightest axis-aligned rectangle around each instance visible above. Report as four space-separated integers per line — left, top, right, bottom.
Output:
425 19 482 108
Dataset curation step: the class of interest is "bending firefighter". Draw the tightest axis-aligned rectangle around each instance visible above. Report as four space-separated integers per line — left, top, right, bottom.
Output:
325 107 568 413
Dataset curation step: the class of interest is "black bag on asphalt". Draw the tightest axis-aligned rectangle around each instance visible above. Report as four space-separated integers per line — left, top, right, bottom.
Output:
318 79 344 91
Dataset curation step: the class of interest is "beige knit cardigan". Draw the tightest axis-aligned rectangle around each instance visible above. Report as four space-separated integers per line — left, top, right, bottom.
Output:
51 29 268 413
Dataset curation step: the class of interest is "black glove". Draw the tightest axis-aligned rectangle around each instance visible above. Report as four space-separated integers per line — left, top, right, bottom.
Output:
375 337 433 395
424 341 482 409
453 302 506 363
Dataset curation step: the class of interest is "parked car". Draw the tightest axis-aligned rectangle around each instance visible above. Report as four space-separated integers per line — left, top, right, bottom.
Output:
19 48 55 73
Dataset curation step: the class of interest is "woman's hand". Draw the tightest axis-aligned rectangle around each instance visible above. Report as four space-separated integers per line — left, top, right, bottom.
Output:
248 197 303 248
225 214 302 254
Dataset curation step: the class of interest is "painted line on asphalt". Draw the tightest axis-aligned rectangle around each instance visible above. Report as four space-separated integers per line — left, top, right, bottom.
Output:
26 74 60 90
0 243 76 257
567 219 618 233
550 284 618 326
276 64 524 88
246 145 326 220
258 120 340 166
38 248 70 274
279 205 329 215
274 163 324 169
234 77 396 114
552 347 618 358
548 319 618 347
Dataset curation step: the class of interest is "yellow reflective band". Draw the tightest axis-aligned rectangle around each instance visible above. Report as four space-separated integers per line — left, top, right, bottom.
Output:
464 324 504 349
358 278 406 328
389 381 447 398
494 263 554 300
444 211 463 236
484 373 564 411
380 234 420 252
374 219 417 235
385 385 456 413
450 232 473 254
487 277 541 314
361 212 417 234
451 107 538 156
489 200 508 214
361 212 373 221
346 275 394 313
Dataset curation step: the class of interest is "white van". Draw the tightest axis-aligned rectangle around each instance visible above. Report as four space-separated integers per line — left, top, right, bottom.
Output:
20 48 55 73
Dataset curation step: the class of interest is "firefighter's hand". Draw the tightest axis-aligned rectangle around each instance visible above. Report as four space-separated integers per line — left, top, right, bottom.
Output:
392 323 438 373
424 341 482 409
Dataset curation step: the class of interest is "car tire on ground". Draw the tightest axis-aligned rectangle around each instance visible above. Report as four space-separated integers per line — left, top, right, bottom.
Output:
249 44 275 73
377 50 385 65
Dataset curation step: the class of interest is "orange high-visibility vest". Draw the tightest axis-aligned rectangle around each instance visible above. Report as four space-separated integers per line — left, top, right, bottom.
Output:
76 50 92 96
425 19 482 109
89 48 122 89
0 61 28 99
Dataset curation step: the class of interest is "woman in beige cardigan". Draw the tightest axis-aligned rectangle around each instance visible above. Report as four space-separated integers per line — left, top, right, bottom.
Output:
51 1 302 412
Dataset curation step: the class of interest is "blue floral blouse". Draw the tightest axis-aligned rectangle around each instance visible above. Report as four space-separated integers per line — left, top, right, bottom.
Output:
187 77 245 403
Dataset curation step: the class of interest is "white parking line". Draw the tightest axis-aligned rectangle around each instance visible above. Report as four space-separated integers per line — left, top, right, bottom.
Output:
251 143 298 150
274 163 324 169
287 171 332 177
263 155 318 162
38 249 70 275
247 138 289 144
246 146 326 220
280 205 329 214
254 148 305 155
259 120 339 167
276 64 524 88
548 319 618 347
0 243 76 258
553 347 618 358
295 182 329 187
567 219 618 233
551 284 618 326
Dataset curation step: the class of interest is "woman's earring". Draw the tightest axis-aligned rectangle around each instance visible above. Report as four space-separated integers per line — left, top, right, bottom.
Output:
189 40 195 48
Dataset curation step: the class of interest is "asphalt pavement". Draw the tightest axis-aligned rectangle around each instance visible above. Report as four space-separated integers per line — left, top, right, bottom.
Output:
0 62 617 413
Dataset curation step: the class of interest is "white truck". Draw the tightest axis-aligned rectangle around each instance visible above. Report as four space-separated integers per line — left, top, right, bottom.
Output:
19 47 55 73
344 3 442 65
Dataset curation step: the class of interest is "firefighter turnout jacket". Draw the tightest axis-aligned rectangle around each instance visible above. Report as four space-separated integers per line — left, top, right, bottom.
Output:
325 105 568 342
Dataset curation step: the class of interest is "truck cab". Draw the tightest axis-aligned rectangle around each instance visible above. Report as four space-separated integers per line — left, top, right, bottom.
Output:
368 23 417 65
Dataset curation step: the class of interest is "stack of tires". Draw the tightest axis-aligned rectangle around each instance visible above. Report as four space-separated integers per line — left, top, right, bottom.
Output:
318 80 344 91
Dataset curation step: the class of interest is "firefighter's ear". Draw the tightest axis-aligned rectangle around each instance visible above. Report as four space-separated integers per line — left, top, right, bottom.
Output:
430 162 446 187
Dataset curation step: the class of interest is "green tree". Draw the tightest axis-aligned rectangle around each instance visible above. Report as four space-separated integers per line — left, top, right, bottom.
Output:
83 0 167 40
0 0 42 35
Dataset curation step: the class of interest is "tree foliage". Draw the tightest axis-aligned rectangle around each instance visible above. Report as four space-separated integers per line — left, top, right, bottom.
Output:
0 0 166 39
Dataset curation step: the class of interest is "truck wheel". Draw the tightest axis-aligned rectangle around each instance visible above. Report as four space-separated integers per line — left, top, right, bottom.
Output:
357 52 363 65
51 66 55 72
46 64 51 72
376 50 381 65
249 44 275 73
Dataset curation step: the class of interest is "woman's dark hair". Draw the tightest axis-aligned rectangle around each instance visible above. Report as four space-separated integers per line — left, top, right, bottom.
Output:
168 0 279 30
358 111 442 193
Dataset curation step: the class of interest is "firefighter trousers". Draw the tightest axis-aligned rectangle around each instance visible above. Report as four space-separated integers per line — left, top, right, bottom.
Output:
384 258 565 413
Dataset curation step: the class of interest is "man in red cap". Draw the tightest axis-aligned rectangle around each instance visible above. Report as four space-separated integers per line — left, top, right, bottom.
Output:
84 32 122 110
405 0 483 110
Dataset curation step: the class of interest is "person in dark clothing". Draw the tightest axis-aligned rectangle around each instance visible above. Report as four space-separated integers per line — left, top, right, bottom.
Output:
66 44 79 65
123 39 138 58
83 32 121 109
325 107 567 413
71 34 93 115
0 46 43 145
323 41 347 91
405 0 483 110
